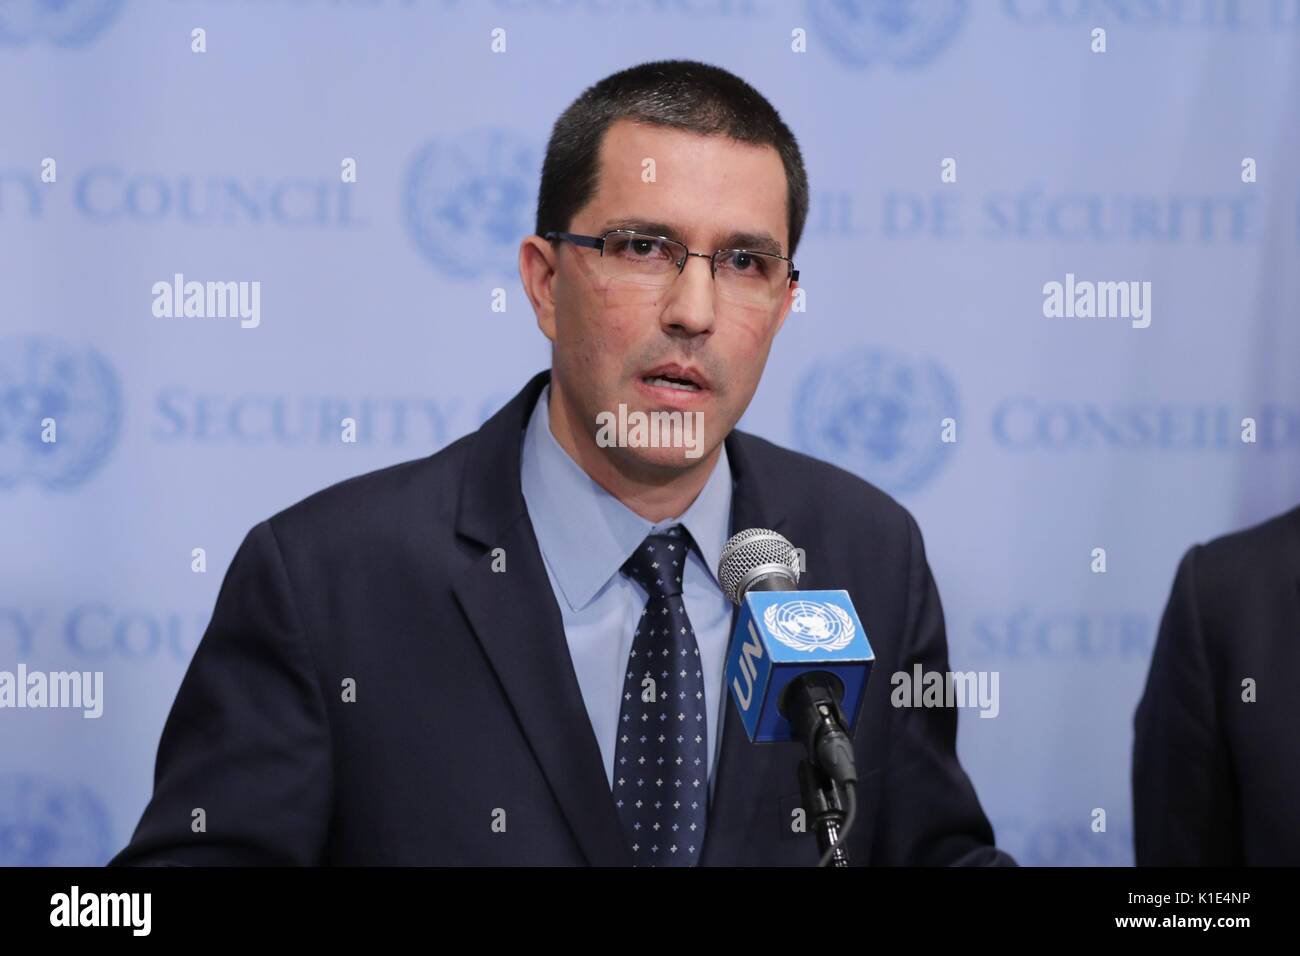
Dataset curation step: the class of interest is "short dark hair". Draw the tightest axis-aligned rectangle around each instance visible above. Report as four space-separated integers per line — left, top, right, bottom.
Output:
535 59 810 260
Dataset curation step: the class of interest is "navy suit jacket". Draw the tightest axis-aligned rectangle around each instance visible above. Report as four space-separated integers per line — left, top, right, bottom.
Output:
1133 503 1300 865
110 369 1012 866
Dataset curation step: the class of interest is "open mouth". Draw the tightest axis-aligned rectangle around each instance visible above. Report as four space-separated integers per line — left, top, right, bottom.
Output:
639 363 709 393
642 374 702 392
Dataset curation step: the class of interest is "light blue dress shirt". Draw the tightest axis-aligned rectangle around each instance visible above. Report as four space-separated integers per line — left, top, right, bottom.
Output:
519 384 734 802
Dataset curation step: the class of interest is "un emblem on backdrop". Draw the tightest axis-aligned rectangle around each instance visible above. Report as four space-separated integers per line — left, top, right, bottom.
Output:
807 0 968 70
0 336 121 490
0 774 113 866
795 348 958 494
0 0 124 48
404 129 538 279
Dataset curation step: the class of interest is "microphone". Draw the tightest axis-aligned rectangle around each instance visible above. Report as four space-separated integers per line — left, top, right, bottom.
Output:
718 529 874 768
718 528 874 865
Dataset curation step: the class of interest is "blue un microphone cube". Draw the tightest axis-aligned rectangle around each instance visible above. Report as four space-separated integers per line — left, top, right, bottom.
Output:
725 589 874 744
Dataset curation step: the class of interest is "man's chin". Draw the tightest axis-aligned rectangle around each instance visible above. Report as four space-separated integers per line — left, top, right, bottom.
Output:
589 393 715 456
602 441 718 474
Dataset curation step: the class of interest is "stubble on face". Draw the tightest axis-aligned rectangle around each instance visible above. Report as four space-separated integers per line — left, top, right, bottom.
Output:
529 117 797 517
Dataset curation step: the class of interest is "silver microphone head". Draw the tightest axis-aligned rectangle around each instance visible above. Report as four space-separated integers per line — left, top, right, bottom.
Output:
717 528 800 605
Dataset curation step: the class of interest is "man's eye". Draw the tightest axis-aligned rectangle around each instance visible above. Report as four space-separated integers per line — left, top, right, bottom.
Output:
721 252 766 274
613 237 665 258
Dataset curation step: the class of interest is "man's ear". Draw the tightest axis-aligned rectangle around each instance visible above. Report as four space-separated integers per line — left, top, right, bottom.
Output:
519 235 559 343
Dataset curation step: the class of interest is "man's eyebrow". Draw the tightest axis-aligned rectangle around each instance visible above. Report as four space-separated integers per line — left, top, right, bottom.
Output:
595 218 786 256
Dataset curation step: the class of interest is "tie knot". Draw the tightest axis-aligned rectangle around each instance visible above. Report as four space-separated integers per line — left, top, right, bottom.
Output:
620 525 693 598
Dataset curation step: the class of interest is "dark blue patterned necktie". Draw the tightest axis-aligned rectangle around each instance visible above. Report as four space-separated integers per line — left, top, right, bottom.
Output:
612 525 709 866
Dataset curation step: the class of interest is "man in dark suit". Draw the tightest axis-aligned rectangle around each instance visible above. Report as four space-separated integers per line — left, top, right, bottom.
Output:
110 59 1010 866
1133 503 1300 865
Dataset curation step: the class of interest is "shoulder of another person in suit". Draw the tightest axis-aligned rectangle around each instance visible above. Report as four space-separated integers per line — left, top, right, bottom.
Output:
1192 503 1300 588
1177 503 1300 641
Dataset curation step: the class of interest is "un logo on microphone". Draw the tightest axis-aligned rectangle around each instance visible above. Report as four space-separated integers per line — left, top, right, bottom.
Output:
764 600 856 653
0 0 125 48
403 128 538 279
0 335 122 491
795 347 958 494
807 0 968 71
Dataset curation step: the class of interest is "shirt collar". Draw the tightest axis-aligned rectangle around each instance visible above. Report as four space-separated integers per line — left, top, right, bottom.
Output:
520 382 732 611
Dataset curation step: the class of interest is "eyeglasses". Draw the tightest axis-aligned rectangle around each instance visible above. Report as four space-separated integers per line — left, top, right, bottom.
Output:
544 229 799 309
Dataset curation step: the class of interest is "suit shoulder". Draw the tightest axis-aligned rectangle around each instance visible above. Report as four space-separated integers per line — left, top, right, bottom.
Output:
1192 503 1300 588
731 430 918 538
263 432 476 543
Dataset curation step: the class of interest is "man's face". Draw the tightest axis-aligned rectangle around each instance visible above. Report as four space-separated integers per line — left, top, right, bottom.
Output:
529 117 797 475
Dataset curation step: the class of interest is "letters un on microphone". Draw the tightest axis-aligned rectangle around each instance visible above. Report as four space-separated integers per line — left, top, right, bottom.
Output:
725 590 874 744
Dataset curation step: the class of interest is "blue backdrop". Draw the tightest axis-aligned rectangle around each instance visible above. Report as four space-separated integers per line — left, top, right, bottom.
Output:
3 0 1298 866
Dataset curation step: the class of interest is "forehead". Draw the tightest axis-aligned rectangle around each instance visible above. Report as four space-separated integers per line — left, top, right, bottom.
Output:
583 117 790 255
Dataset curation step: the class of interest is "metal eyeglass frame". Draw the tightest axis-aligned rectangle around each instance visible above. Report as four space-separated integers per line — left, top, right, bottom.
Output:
543 228 799 285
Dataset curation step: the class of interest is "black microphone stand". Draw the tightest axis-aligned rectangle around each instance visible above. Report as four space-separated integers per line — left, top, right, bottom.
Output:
784 673 857 867
798 758 851 867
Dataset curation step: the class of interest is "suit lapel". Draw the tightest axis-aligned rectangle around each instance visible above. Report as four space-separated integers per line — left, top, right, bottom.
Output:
699 429 794 865
448 372 794 866
450 370 632 866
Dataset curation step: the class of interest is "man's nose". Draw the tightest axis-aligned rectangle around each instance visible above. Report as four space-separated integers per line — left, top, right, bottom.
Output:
660 253 716 337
